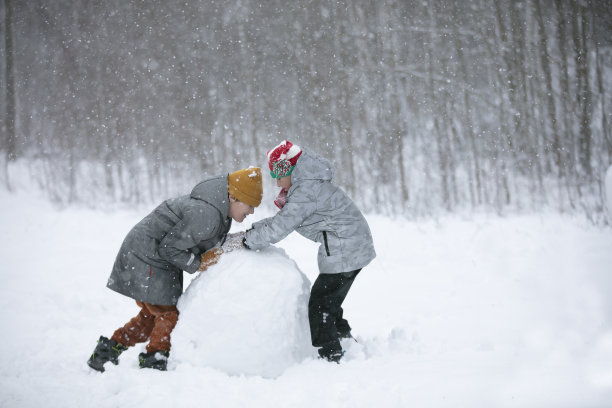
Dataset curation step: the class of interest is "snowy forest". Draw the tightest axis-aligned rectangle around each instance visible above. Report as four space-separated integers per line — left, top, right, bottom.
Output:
1 0 611 220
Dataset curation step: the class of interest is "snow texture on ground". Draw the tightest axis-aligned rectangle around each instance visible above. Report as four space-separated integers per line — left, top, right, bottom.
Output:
1 189 611 408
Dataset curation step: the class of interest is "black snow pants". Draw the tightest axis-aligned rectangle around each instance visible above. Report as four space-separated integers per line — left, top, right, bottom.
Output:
308 269 360 355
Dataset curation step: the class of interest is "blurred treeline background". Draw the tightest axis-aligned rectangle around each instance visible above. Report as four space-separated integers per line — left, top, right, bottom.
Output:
1 0 611 220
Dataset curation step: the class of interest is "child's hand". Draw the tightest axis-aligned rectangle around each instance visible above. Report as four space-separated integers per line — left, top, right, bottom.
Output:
198 248 223 271
222 231 247 252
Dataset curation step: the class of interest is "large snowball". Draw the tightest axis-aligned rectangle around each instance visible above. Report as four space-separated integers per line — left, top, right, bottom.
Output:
172 246 313 378
606 165 612 221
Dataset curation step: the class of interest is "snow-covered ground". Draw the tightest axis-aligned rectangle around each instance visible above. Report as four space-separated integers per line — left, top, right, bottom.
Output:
1 188 612 408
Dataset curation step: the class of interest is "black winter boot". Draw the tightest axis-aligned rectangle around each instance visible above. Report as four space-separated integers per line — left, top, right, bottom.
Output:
87 336 127 372
138 350 169 371
318 341 344 364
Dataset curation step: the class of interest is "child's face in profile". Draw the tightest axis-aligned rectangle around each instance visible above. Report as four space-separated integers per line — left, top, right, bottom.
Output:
276 176 292 190
228 196 255 223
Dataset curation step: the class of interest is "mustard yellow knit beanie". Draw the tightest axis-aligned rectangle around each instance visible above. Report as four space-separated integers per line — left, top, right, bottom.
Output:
228 167 263 207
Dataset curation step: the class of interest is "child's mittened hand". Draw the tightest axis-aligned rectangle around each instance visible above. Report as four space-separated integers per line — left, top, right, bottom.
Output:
222 231 247 252
198 248 223 271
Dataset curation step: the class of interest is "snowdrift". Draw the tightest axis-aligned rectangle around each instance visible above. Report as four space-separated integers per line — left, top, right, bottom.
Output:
172 246 313 378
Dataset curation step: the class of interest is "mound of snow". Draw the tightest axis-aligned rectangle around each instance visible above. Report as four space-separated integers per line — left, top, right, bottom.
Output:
172 246 313 378
606 165 612 220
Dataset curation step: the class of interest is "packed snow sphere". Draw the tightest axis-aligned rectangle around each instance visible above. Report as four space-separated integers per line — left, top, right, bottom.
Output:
171 246 313 378
606 165 612 221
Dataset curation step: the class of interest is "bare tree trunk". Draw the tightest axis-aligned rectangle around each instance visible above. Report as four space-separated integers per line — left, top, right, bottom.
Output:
593 29 611 163
331 5 355 198
424 2 451 210
526 15 547 206
384 0 409 207
3 0 16 190
491 0 518 209
554 0 578 209
451 0 480 208
534 1 561 168
573 1 593 177
534 0 563 209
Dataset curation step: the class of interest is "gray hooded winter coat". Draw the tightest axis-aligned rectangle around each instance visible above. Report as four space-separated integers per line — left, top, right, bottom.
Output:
107 175 232 305
245 148 376 274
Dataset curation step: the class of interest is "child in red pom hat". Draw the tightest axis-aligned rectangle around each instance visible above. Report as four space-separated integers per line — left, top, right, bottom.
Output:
246 140 376 363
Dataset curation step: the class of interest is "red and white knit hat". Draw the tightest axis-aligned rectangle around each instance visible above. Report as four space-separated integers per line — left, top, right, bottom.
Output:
267 140 302 178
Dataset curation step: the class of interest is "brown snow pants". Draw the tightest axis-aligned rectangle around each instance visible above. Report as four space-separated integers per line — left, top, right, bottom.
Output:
110 301 179 353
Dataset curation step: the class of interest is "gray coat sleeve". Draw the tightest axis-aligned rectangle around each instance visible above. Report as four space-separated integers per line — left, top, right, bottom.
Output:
159 204 223 273
245 184 317 249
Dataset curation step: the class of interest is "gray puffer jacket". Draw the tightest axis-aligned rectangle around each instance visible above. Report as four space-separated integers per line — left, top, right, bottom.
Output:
245 148 376 274
107 175 232 305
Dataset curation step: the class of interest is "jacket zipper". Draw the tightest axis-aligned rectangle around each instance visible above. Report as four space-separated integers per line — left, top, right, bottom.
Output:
322 231 331 256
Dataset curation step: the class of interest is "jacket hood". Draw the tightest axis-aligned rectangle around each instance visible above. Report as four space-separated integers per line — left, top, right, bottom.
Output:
291 148 334 183
190 175 230 218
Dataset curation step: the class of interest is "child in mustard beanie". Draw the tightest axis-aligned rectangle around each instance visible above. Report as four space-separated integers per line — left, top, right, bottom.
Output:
88 167 262 372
